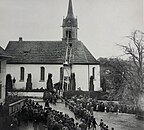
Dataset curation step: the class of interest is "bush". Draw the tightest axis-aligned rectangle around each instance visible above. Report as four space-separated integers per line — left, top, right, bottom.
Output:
9 88 45 92
5 95 24 104
63 91 109 100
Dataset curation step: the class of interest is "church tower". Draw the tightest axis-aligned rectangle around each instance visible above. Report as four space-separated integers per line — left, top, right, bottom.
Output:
62 0 78 40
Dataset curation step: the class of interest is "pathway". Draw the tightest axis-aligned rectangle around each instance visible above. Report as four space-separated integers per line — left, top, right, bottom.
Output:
19 101 93 130
19 99 144 130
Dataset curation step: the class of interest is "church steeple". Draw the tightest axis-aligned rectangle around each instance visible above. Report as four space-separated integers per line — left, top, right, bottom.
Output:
62 0 78 40
66 0 74 18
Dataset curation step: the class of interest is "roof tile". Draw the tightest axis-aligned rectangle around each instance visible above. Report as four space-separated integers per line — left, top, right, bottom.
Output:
5 40 99 65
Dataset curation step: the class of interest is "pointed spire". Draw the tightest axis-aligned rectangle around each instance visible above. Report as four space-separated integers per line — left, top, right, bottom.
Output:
62 0 78 40
66 0 74 18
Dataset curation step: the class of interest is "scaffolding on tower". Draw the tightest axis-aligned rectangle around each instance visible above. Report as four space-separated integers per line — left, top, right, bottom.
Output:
61 30 73 93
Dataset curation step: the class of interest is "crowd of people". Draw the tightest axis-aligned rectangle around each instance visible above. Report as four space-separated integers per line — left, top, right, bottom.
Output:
94 101 136 114
65 96 115 130
10 98 112 130
8 93 137 130
65 95 136 115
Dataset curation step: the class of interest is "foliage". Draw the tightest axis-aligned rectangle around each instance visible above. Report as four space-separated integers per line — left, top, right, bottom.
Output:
98 57 138 104
5 95 24 105
47 73 53 92
63 91 108 100
89 75 94 91
6 74 13 96
26 73 32 90
118 30 144 106
99 30 144 106
70 73 76 91
9 88 45 92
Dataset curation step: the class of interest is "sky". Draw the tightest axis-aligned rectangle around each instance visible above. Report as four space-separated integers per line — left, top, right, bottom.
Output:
0 0 143 59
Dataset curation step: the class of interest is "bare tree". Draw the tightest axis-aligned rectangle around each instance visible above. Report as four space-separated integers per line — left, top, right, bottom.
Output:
119 30 144 90
118 30 144 118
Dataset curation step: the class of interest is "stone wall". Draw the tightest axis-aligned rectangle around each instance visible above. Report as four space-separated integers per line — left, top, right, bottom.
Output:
8 91 43 98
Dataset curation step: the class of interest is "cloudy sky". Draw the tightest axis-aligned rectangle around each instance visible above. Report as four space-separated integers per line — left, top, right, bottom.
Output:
0 0 143 59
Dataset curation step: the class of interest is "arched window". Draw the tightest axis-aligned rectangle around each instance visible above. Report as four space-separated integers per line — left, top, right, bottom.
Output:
40 67 45 81
20 67 24 81
66 30 72 39
60 67 64 82
92 67 95 79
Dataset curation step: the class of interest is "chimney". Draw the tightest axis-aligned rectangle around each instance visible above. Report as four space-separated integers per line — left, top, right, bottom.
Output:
19 37 23 42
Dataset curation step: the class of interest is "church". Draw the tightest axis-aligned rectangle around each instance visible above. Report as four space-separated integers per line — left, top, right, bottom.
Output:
5 0 100 91
0 47 11 103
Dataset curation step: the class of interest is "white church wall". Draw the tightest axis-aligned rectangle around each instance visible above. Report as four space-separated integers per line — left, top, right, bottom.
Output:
6 64 62 90
0 60 6 103
72 65 89 91
6 64 100 91
72 64 101 91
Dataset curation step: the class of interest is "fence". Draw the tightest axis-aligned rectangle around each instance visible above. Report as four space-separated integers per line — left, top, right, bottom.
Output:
9 99 25 116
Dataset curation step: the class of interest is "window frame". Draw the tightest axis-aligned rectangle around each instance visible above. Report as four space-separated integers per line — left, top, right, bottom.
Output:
40 67 45 82
60 67 64 82
66 30 72 39
20 67 24 81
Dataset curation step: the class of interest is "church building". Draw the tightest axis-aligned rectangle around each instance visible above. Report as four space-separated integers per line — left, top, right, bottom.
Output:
0 47 11 103
5 0 100 91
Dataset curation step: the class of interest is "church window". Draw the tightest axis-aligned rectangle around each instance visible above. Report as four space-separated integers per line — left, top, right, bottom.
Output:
40 67 45 81
60 67 64 82
20 67 24 81
66 30 72 39
92 67 95 79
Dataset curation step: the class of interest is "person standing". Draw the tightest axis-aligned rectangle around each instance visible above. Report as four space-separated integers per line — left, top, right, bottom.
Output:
92 118 98 130
11 116 19 130
90 106 94 116
33 119 38 130
79 120 87 130
75 122 81 130
45 99 49 108
86 117 91 129
99 119 104 130
12 77 16 89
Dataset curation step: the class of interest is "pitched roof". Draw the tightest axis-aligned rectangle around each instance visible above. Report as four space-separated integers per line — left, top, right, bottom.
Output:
0 46 11 58
5 40 99 65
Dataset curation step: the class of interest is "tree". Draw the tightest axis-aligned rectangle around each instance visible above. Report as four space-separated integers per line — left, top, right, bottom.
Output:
47 73 53 92
89 75 94 91
26 73 32 90
119 30 144 90
118 30 144 118
5 74 12 96
70 73 76 91
101 77 106 92
98 57 128 100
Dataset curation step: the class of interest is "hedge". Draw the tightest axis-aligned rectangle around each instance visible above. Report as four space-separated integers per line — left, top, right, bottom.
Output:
8 89 45 92
63 90 109 100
